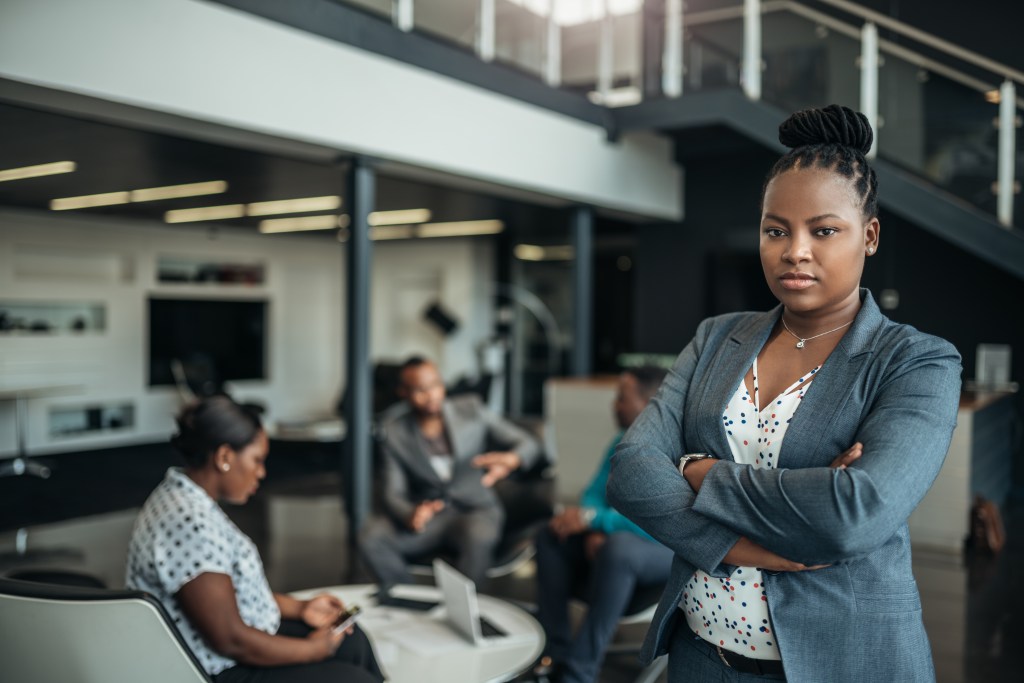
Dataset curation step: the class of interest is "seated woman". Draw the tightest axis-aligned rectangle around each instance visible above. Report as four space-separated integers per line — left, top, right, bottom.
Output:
126 396 384 683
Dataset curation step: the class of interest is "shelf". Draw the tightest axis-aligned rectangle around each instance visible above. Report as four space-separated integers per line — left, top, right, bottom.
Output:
157 255 266 286
49 402 135 438
0 301 106 335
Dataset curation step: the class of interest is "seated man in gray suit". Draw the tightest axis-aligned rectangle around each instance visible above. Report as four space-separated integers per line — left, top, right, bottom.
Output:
359 356 540 587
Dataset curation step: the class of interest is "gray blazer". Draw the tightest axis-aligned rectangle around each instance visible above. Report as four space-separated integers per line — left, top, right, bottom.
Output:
378 394 541 525
608 290 961 682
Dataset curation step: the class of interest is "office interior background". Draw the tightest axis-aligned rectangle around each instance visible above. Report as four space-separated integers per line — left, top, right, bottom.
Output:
1 1 1023 682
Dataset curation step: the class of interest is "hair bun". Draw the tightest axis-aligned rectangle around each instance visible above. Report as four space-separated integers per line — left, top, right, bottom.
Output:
778 104 873 155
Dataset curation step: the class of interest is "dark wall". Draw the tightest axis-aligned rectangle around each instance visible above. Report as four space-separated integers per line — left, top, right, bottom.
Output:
634 146 778 354
634 143 1024 392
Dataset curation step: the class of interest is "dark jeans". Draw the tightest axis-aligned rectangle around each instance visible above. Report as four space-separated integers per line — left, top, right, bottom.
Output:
535 528 674 683
358 505 503 587
668 626 786 682
214 620 384 683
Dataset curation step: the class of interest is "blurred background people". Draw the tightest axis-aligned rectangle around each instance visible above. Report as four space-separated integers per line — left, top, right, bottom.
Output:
533 366 672 683
359 356 540 587
126 396 384 683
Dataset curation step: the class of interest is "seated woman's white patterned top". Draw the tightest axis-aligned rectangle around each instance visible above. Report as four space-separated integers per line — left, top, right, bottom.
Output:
126 468 280 676
680 357 820 661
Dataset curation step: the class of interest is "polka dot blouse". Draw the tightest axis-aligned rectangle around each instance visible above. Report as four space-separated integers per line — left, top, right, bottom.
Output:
680 357 820 661
126 468 280 676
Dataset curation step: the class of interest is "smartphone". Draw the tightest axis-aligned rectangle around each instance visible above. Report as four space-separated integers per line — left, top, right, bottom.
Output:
331 605 361 634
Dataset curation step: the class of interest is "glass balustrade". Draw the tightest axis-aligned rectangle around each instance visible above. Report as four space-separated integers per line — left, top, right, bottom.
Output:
338 0 392 20
343 0 1019 227
495 0 547 78
415 0 479 52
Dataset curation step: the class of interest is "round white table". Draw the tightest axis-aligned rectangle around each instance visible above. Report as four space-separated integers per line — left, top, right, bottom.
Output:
292 584 544 683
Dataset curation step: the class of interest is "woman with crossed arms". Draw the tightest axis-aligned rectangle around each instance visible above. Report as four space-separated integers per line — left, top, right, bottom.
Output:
608 104 961 682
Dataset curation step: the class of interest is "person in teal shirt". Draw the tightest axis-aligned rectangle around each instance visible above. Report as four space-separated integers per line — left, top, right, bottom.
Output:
533 367 673 683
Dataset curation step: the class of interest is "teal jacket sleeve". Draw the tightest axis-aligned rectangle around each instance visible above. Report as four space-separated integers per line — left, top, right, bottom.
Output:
580 434 655 539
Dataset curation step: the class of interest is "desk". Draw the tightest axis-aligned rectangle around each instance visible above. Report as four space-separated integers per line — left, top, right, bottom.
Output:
292 584 544 683
908 390 1017 552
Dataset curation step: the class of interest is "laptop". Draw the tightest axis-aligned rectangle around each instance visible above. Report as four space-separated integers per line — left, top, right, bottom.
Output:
432 558 509 645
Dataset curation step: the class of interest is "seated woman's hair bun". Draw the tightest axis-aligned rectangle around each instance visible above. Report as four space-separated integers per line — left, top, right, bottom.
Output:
778 104 873 155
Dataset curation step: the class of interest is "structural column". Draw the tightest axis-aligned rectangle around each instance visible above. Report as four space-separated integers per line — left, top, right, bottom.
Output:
570 206 594 377
343 157 375 548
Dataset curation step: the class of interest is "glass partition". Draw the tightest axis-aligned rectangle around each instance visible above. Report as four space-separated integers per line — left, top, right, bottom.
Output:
339 0 392 20
684 18 742 95
495 0 547 77
759 11 860 116
415 0 478 52
560 19 600 96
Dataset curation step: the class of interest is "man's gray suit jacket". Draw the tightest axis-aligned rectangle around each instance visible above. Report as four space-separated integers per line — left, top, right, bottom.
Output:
378 394 541 526
608 290 962 682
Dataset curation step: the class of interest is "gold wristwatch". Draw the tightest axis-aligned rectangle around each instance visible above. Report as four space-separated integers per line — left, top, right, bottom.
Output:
678 452 716 475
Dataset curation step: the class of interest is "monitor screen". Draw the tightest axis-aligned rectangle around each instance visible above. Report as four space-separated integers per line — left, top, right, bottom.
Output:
148 298 268 387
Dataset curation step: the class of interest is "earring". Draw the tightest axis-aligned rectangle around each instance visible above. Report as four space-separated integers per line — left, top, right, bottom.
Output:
222 464 230 472
867 247 874 254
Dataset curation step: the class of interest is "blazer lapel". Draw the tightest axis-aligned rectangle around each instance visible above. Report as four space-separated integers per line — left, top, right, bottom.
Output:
776 289 884 468
441 401 470 462
694 308 780 463
395 411 445 485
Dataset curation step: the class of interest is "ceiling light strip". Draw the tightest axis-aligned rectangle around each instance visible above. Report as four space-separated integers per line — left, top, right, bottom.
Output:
259 215 340 233
417 220 504 238
247 195 341 217
130 180 228 202
165 204 246 223
0 161 77 183
51 191 131 211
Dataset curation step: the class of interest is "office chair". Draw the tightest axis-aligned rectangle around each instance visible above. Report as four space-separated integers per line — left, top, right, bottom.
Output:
0 576 213 683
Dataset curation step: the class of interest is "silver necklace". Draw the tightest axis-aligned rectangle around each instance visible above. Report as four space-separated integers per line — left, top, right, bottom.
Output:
780 316 853 349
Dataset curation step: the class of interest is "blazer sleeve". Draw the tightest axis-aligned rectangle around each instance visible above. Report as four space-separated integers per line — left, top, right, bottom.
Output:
478 402 541 470
691 335 962 565
380 436 416 526
607 318 742 578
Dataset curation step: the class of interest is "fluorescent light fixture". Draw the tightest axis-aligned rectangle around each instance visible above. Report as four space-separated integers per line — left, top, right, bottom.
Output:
368 208 432 226
51 191 131 211
514 244 575 261
259 214 340 233
165 204 246 223
0 161 76 183
247 195 341 217
418 220 505 238
130 180 227 202
371 225 417 240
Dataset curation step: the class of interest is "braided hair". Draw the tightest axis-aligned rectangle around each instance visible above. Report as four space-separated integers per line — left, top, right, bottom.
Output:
762 104 878 220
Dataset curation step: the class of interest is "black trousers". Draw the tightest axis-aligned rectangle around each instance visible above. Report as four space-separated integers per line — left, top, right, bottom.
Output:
214 620 385 683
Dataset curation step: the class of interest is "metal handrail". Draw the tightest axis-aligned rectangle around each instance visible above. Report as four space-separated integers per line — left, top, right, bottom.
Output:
685 0 1024 102
817 0 1024 86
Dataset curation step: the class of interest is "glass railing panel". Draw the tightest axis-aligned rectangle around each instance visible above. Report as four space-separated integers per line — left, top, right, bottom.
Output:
759 11 860 115
881 61 1000 216
339 0 392 20
683 16 743 95
610 9 643 95
415 0 478 52
561 19 601 96
495 0 547 78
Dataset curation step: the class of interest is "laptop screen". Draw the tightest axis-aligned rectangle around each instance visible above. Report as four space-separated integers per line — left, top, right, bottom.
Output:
433 559 482 643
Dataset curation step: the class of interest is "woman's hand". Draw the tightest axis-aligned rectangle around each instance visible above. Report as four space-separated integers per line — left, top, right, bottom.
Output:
830 442 863 469
725 536 829 572
682 457 716 492
304 624 346 661
301 594 345 629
